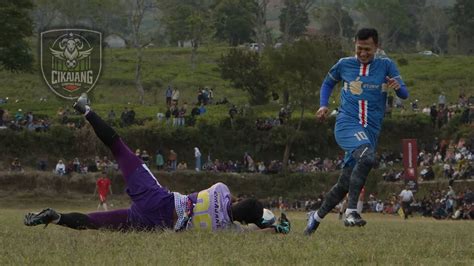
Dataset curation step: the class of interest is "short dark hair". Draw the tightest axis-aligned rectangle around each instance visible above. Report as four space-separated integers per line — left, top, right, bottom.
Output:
231 198 263 225
355 28 379 44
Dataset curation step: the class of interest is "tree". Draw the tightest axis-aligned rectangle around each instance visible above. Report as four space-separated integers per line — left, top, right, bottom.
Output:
31 0 61 32
313 0 354 48
254 0 271 54
160 0 213 69
263 37 342 171
420 6 449 54
451 0 474 53
218 48 269 105
213 0 256 46
357 0 413 50
279 0 313 44
0 0 34 72
127 0 156 104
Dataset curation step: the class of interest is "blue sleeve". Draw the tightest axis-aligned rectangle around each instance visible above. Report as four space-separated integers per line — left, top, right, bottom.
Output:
387 59 408 99
320 60 342 107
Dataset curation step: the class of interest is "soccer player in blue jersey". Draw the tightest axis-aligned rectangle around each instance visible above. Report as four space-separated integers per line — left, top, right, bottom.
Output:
304 28 408 235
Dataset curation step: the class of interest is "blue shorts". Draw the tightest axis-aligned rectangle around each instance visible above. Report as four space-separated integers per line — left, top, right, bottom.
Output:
334 114 379 166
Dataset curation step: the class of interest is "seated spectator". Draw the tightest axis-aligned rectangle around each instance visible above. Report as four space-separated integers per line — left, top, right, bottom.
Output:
72 157 81 173
375 200 384 213
10 158 23 172
38 159 47 171
55 159 66 176
177 161 187 170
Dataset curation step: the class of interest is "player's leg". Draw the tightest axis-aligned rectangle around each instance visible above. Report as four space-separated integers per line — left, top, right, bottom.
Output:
73 94 142 180
304 166 353 235
334 120 375 226
24 208 130 230
344 143 376 226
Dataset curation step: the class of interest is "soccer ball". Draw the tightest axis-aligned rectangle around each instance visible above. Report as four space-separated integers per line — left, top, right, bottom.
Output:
260 208 276 228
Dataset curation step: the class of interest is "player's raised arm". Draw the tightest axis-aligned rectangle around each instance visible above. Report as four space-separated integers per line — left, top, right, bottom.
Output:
386 60 409 99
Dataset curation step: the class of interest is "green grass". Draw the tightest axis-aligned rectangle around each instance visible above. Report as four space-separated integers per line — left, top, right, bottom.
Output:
0 200 473 265
1 46 473 121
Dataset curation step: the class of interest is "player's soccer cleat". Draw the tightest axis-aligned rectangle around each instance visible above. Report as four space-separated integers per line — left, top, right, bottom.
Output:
344 211 366 227
73 93 90 114
24 208 60 228
303 211 320 235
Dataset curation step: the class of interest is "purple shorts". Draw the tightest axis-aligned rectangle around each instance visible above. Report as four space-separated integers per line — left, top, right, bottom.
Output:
90 138 175 230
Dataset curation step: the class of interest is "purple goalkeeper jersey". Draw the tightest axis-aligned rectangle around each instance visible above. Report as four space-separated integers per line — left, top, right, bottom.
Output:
189 182 233 231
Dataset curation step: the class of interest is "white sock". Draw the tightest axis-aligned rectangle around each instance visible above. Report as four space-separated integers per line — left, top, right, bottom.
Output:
313 211 323 222
345 208 358 215
84 106 91 116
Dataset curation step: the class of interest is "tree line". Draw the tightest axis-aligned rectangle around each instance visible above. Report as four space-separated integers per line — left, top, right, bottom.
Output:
2 0 474 71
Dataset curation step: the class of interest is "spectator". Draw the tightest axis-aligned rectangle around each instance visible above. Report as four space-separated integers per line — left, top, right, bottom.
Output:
55 159 66 176
438 92 446 108
430 105 438 128
15 109 24 123
72 157 81 173
121 107 129 126
198 103 206 115
194 147 202 171
177 161 187 170
0 107 4 126
191 104 200 117
172 87 180 105
168 150 177 171
38 158 47 171
155 150 164 170
107 109 116 122
229 105 238 128
165 85 173 106
399 185 415 219
165 108 172 125
178 106 186 127
10 158 23 172
375 200 384 213
128 108 136 125
209 88 214 103
141 150 150 166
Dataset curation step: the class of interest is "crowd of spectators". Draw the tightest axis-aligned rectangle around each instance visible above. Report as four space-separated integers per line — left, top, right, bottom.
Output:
0 108 51 132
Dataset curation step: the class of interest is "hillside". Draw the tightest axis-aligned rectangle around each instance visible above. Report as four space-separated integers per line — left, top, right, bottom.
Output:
0 46 473 120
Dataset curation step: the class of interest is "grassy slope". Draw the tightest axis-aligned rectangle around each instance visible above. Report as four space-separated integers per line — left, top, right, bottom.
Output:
0 204 472 265
0 46 473 121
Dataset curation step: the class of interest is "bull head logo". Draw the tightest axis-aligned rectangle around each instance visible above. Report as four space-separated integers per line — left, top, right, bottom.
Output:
40 29 102 100
50 33 93 69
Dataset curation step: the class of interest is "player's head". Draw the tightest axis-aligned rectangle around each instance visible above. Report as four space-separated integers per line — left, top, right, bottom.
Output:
231 198 263 225
354 28 378 64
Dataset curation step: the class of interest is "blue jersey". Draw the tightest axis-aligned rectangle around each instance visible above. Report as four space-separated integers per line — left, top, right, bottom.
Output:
320 56 408 165
325 56 405 132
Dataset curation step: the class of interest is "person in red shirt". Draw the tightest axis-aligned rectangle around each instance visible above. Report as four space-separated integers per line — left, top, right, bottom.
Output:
94 172 112 211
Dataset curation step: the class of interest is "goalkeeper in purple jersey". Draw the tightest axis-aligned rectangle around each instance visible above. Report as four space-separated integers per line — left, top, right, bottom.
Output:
24 94 290 234
304 28 408 235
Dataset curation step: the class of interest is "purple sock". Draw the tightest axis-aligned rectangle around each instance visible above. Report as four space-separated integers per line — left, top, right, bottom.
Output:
110 138 142 180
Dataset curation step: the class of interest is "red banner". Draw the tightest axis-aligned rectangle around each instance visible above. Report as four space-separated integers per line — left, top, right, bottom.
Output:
402 139 418 180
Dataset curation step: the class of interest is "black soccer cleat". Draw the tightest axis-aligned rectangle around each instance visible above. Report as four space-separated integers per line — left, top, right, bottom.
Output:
72 93 90 115
344 211 366 227
24 208 60 228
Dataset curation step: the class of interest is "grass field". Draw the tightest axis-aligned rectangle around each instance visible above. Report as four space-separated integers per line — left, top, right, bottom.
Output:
1 199 472 265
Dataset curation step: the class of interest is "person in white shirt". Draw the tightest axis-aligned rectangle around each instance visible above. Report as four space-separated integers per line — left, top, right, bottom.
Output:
375 200 384 213
399 185 415 219
55 160 66 176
